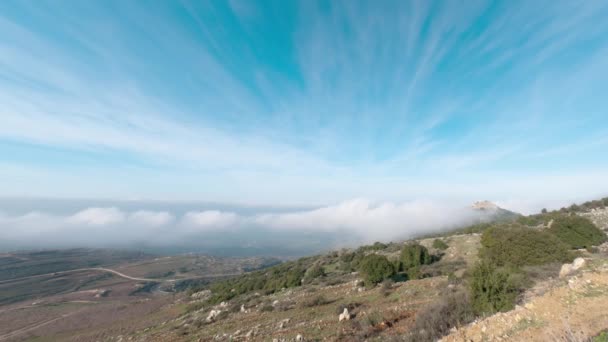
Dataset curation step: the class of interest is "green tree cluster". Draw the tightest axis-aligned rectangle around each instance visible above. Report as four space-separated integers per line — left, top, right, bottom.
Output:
398 243 432 277
480 225 573 267
206 261 308 304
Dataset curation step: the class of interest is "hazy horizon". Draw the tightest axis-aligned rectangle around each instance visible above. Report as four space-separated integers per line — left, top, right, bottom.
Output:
1 1 608 255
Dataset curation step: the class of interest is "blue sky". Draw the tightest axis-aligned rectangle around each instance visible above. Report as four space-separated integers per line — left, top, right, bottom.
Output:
1 0 608 211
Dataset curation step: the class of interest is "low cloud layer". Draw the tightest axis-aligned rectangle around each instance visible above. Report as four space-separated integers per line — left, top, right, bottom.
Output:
0 198 505 255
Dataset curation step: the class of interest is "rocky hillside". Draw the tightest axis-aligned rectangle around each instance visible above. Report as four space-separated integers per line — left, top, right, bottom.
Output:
29 198 605 342
581 207 608 231
443 254 608 342
114 201 608 341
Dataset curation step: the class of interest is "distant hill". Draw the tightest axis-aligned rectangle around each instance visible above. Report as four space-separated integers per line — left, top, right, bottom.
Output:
470 200 521 223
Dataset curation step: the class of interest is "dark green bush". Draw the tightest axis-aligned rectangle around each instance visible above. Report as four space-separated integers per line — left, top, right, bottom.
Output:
432 239 449 250
547 215 606 249
358 254 395 286
358 241 389 252
480 225 573 267
469 262 519 315
400 243 431 269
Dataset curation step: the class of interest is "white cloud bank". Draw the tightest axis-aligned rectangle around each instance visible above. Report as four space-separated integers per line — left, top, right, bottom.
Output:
0 198 508 252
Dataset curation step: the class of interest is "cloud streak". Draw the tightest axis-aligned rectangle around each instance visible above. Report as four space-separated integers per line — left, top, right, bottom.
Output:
0 1 606 208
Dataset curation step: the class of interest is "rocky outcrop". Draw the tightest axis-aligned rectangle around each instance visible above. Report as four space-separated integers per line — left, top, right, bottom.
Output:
206 310 221 322
580 207 608 230
471 200 499 210
559 257 586 278
339 308 352 321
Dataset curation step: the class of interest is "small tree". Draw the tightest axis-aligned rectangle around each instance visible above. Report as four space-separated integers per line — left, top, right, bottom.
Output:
400 243 431 269
470 262 518 315
358 254 395 286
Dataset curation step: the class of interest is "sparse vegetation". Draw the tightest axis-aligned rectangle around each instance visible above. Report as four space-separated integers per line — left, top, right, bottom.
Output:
6 197 608 342
301 294 331 308
432 239 449 250
406 288 475 342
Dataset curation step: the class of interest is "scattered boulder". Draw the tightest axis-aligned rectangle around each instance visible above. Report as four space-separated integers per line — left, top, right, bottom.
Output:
559 264 573 278
559 257 586 278
278 318 290 329
572 257 586 270
296 334 304 341
240 304 248 313
206 309 221 322
339 308 352 322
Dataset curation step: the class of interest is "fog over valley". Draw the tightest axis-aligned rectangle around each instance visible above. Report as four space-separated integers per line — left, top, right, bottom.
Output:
2 197 520 256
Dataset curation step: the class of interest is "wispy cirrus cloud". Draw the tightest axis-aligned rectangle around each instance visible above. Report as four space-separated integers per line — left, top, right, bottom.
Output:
0 1 606 207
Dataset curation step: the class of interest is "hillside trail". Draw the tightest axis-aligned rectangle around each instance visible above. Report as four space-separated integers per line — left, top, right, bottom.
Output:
441 258 608 342
0 267 181 285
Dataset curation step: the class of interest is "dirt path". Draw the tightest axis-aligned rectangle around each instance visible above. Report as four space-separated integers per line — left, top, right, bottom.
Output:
0 267 186 285
0 311 79 341
0 267 244 286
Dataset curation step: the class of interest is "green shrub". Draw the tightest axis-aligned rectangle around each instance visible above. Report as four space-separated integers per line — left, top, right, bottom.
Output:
470 262 519 315
593 330 608 342
303 264 325 284
547 215 606 249
480 225 573 267
432 239 449 250
400 243 431 269
358 241 388 251
358 254 395 286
